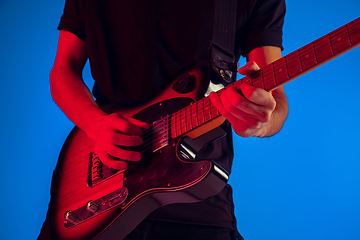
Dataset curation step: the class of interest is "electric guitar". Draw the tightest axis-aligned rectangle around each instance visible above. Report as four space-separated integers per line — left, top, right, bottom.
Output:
48 17 360 240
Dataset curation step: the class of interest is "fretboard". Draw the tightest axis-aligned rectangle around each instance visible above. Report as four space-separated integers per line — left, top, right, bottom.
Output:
171 17 360 138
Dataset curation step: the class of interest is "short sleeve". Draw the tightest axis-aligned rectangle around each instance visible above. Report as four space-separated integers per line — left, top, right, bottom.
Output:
57 0 86 41
239 0 286 57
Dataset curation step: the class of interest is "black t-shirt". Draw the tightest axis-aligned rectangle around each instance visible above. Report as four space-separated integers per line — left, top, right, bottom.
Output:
58 0 285 104
57 0 285 231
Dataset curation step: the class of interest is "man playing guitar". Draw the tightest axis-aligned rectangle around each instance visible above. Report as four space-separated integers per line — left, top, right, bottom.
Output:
39 0 288 239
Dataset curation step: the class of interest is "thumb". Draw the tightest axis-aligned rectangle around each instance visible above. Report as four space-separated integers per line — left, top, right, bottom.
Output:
238 61 260 76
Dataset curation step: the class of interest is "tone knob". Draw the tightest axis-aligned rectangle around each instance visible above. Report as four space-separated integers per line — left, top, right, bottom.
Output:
86 200 99 213
64 210 80 224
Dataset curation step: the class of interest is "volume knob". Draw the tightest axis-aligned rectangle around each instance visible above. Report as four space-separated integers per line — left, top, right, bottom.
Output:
64 210 80 224
86 200 99 213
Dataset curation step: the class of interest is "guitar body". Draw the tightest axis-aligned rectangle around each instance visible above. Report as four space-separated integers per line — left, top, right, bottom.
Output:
48 63 229 240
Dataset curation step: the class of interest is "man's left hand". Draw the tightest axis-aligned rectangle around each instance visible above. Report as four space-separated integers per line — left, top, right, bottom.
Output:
210 61 276 138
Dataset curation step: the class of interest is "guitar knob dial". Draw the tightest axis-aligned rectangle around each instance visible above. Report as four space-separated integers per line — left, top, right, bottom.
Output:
64 210 80 224
86 200 99 213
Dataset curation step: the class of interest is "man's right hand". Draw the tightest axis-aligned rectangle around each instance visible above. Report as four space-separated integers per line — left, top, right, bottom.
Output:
50 30 151 171
89 113 150 170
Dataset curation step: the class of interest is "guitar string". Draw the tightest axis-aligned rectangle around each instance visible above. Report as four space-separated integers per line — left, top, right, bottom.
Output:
137 25 360 147
126 29 360 155
107 24 360 158
127 97 217 154
153 23 359 137
115 96 219 156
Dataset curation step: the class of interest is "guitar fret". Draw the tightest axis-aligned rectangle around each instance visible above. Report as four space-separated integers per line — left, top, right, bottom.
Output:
191 103 199 129
170 114 177 138
346 25 352 45
180 108 186 134
299 43 317 70
199 98 206 125
286 51 302 78
243 75 252 85
203 97 211 122
262 64 276 90
251 71 264 89
314 35 333 63
272 63 278 86
273 57 289 86
185 105 192 131
210 100 220 117
330 25 351 54
172 111 178 138
175 110 181 137
348 20 360 45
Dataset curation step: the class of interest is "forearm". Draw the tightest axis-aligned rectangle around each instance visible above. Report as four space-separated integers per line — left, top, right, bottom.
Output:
50 65 107 138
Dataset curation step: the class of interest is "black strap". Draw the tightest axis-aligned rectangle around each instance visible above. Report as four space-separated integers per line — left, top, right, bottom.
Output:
143 0 165 93
211 0 237 84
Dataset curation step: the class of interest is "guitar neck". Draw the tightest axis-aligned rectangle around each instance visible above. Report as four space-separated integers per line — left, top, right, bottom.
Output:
233 17 360 92
171 17 360 138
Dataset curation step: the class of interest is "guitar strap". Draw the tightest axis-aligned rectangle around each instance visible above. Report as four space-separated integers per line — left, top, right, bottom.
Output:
210 0 238 85
144 0 237 92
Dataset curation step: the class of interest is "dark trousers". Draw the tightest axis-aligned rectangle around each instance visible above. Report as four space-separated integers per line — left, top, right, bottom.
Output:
123 220 243 240
38 218 243 240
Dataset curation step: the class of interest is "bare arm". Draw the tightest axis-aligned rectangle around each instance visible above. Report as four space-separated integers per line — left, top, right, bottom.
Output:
50 30 104 138
50 30 148 169
210 46 289 138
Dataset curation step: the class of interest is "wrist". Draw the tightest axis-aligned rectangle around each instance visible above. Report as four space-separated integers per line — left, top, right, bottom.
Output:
80 105 108 141
255 126 268 138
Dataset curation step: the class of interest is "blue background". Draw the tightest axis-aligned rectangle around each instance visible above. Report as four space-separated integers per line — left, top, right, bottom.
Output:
0 1 359 239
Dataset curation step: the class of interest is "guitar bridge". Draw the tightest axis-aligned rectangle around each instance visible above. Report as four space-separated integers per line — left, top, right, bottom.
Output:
88 152 123 187
152 116 169 153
